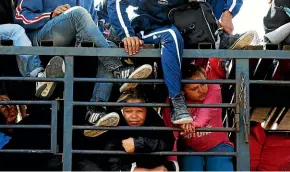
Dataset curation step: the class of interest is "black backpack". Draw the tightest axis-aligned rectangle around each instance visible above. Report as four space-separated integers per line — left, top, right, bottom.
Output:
168 1 218 48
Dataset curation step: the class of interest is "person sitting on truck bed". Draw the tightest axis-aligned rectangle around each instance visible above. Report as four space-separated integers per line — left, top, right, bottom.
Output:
14 0 153 137
163 64 234 171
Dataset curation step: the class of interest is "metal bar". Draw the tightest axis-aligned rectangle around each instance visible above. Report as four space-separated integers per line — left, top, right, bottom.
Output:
0 77 64 82
0 149 51 153
250 80 290 85
1 47 290 59
63 56 74 171
74 78 236 84
73 102 236 108
72 150 237 156
73 126 236 132
0 101 53 105
235 58 250 171
51 101 58 154
0 125 50 129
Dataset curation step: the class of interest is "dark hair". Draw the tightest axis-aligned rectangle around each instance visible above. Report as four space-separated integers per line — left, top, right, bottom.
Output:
117 88 147 103
182 63 205 79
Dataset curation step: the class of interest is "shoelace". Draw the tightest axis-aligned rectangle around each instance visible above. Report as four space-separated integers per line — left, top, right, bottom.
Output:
172 95 188 113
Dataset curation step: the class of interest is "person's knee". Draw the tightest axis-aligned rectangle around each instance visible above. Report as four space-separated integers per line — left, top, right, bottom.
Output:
9 24 25 35
162 28 184 45
66 6 88 16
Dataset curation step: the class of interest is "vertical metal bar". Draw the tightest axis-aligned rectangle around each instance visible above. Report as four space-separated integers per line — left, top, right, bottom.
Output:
235 58 250 171
51 101 58 154
63 56 74 171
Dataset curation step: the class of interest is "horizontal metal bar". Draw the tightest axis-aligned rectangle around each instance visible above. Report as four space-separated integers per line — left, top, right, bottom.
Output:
1 47 290 59
266 130 290 133
0 101 54 105
0 77 64 82
73 126 236 132
0 149 51 153
0 125 50 129
250 80 290 85
72 150 237 156
73 102 236 108
74 78 237 84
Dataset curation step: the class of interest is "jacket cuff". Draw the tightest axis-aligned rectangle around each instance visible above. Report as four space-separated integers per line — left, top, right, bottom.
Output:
50 12 53 19
133 137 144 152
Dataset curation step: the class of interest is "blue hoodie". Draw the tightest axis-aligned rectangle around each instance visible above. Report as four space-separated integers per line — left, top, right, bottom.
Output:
106 0 243 40
14 0 97 40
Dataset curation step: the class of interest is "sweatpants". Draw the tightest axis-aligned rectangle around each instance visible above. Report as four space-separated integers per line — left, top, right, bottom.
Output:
137 24 184 98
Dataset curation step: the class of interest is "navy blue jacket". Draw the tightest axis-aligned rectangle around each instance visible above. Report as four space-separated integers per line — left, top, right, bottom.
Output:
106 0 243 40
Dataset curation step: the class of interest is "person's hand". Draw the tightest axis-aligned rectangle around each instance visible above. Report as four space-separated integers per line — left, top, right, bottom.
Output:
122 37 144 56
178 122 202 135
51 4 71 18
122 137 135 153
220 10 234 35
150 165 167 172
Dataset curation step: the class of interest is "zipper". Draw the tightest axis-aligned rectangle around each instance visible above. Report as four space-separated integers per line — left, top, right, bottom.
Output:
200 4 215 42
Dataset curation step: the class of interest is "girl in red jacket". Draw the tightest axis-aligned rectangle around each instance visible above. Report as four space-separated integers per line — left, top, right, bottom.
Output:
163 64 233 171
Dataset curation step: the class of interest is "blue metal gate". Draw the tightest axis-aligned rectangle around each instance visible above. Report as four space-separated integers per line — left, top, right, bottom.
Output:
1 46 289 171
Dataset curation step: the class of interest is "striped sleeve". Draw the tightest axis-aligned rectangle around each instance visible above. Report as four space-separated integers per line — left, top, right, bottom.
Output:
108 0 136 40
224 0 243 17
14 0 51 30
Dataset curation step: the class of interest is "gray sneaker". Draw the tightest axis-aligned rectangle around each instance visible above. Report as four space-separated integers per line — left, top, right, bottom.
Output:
35 56 65 99
171 93 193 124
219 30 257 50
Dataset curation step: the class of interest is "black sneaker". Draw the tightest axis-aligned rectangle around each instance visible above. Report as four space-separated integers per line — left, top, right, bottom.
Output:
84 106 120 137
114 64 153 92
171 93 193 124
164 160 179 172
35 56 65 99
219 30 257 50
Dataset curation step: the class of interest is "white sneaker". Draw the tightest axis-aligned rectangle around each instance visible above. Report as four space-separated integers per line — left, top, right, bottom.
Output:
118 64 153 93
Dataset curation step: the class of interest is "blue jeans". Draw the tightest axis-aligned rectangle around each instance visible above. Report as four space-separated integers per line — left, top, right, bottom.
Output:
137 25 183 97
32 6 122 102
179 143 234 171
0 24 43 77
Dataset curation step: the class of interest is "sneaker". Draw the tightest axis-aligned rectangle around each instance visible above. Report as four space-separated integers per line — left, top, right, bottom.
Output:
219 30 257 50
84 106 120 137
115 64 153 93
35 56 65 99
164 160 179 172
171 93 193 124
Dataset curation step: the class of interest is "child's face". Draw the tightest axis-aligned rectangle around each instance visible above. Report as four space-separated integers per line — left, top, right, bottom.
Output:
122 98 147 126
183 73 208 102
0 95 17 124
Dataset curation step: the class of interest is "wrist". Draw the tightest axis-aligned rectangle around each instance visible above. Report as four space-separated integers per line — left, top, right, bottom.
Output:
223 10 233 18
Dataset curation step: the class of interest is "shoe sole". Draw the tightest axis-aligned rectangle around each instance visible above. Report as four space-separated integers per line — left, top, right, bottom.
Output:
84 112 120 137
36 56 65 99
119 64 153 92
172 160 179 172
229 31 257 50
171 117 193 125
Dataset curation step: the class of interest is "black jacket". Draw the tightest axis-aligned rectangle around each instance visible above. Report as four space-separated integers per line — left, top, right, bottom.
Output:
104 108 175 171
0 0 14 24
